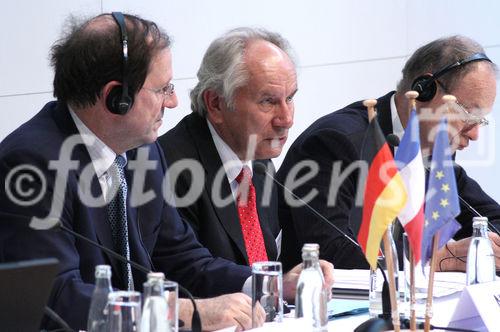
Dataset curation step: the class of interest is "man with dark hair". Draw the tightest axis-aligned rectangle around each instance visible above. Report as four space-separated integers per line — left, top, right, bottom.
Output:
278 35 500 271
0 13 333 331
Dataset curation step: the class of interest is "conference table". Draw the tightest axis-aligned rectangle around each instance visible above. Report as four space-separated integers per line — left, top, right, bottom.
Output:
215 293 472 331
216 269 493 331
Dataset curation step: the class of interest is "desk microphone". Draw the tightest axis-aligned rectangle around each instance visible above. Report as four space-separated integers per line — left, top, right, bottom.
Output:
55 221 202 332
258 148 479 331
253 162 393 330
386 133 500 236
254 163 361 249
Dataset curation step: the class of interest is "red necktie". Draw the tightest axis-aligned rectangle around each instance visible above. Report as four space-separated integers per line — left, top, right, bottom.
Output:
236 166 268 266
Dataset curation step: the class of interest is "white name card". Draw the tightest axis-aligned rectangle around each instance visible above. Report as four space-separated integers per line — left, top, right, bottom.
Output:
449 280 500 331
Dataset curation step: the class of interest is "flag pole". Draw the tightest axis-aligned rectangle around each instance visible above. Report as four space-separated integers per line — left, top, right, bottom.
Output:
405 90 419 331
425 95 459 331
424 232 439 332
363 99 377 121
383 231 401 332
410 249 416 330
363 99 400 332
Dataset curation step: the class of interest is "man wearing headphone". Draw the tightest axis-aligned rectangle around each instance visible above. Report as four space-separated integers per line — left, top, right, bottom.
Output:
277 35 500 271
0 13 336 331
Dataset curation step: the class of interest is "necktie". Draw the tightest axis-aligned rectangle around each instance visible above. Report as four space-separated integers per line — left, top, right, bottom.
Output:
107 155 133 290
236 166 268 266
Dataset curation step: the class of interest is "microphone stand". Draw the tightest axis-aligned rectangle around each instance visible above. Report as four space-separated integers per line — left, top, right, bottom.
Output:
57 222 202 332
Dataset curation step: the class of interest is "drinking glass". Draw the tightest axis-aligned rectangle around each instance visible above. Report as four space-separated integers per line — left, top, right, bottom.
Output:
403 232 430 319
251 261 283 328
107 291 142 332
164 280 179 331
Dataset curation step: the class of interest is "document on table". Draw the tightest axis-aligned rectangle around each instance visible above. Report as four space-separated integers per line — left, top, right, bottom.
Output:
332 269 466 299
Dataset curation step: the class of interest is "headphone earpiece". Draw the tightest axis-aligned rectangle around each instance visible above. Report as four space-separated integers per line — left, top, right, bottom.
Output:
106 85 132 115
107 12 133 115
411 74 437 102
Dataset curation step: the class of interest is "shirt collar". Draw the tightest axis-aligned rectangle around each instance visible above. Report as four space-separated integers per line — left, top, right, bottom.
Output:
206 119 252 183
69 107 125 178
390 94 405 141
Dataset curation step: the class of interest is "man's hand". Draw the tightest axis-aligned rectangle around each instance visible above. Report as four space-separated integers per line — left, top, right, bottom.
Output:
179 293 265 331
489 232 500 269
438 232 500 271
282 260 334 302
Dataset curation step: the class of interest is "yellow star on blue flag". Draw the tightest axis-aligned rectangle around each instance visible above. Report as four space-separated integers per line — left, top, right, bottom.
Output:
422 118 461 267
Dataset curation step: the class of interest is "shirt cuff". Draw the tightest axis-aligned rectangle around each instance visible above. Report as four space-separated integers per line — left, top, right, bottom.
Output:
242 276 252 296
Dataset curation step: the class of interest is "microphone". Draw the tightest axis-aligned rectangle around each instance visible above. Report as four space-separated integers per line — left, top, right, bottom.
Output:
43 306 74 332
254 163 361 249
385 134 400 149
385 132 500 236
56 221 202 332
253 162 393 330
257 162 477 331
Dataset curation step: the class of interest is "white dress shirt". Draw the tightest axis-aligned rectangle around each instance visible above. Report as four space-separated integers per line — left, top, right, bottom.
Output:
390 94 405 155
206 120 253 199
69 108 126 202
206 119 256 295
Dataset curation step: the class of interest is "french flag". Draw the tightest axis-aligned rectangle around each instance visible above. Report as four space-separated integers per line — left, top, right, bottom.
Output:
394 110 425 264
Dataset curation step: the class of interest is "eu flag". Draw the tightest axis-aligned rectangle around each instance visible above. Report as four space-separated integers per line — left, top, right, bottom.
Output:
421 118 461 267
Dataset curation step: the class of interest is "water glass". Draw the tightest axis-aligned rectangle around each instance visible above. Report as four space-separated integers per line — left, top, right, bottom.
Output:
107 291 142 332
251 261 283 327
164 280 179 331
368 256 385 317
368 256 403 317
403 232 430 319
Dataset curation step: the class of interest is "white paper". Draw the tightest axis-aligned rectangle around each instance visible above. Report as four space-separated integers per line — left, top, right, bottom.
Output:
449 280 500 332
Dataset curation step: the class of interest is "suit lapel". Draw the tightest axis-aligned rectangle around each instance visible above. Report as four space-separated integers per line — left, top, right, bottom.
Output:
52 104 128 284
252 160 278 260
187 114 249 263
125 148 154 279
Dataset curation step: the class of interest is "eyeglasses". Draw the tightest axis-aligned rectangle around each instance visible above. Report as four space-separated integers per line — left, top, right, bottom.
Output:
437 80 489 128
453 99 489 127
143 82 175 98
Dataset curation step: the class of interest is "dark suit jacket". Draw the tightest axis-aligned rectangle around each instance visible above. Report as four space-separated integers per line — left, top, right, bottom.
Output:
277 91 500 271
158 112 280 266
0 102 251 330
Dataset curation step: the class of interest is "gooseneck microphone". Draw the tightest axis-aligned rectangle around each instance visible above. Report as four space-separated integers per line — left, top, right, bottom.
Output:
255 161 481 332
43 306 74 332
56 222 202 332
252 162 393 329
253 163 361 249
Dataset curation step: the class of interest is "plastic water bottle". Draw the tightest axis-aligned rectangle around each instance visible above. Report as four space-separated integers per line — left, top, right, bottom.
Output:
141 272 170 332
466 217 496 285
87 265 113 332
295 243 328 331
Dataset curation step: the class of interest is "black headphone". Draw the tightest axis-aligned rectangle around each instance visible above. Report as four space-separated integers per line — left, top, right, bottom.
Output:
410 52 492 102
106 12 133 115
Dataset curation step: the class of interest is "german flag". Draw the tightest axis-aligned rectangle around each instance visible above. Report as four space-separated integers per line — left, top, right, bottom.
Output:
357 118 407 269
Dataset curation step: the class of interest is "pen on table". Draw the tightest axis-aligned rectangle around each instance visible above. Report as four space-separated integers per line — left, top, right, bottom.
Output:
328 307 369 320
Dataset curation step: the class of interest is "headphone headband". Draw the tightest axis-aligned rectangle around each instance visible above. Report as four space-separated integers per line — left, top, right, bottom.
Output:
411 52 492 102
107 12 133 115
431 52 491 82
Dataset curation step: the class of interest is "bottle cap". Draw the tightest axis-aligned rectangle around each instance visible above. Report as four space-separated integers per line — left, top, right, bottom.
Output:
95 264 112 278
472 216 488 227
302 243 320 253
147 272 165 281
